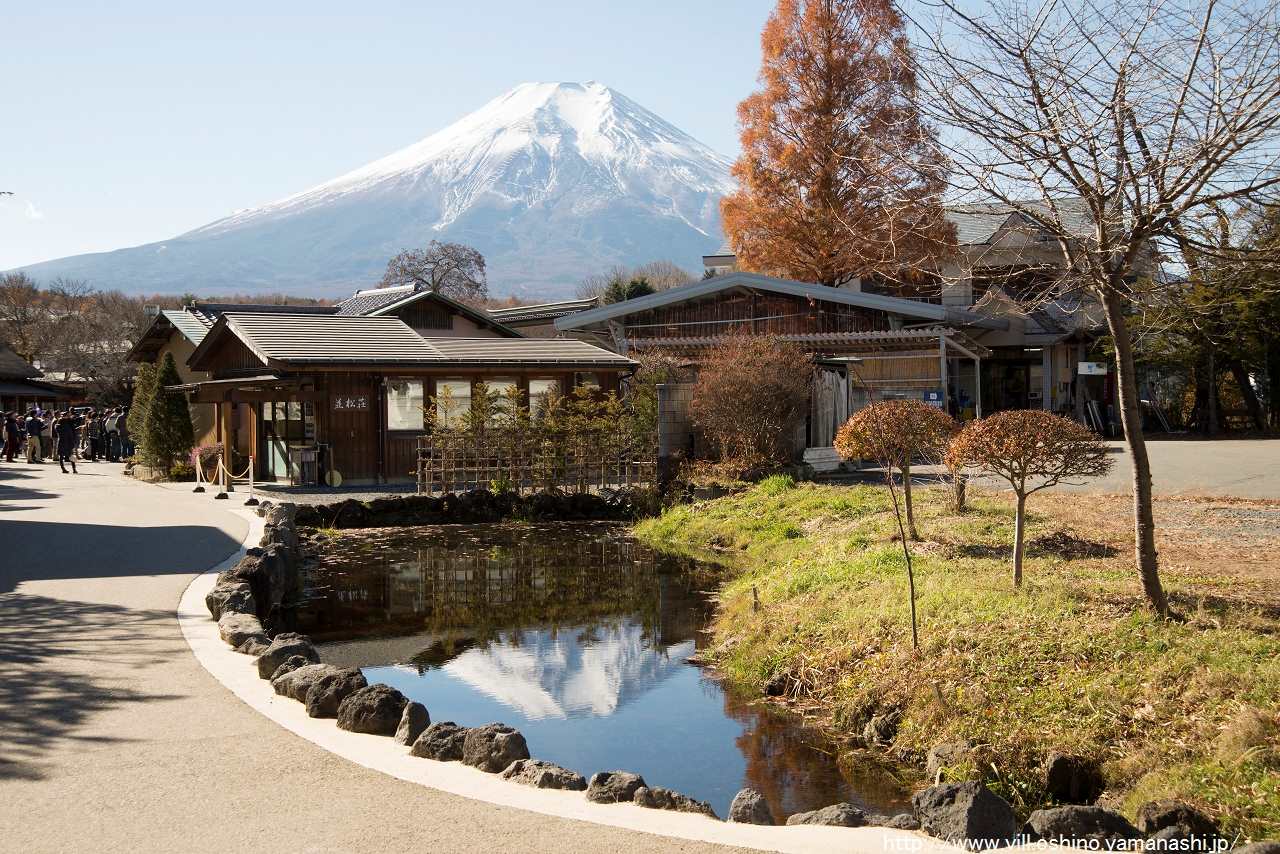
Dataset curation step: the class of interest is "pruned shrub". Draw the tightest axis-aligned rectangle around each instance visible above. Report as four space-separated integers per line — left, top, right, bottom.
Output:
946 410 1112 586
835 399 956 540
689 334 814 473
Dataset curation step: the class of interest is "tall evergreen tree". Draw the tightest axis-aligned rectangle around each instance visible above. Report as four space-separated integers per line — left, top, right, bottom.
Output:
142 353 194 472
722 0 954 287
127 361 157 442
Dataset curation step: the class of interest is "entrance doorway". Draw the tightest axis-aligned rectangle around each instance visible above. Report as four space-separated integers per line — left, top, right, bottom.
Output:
259 401 313 482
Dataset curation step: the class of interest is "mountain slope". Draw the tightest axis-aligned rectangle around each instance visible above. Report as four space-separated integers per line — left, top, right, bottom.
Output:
15 82 735 298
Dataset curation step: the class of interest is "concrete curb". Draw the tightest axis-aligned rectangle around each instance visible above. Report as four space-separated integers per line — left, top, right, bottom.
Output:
175 505 959 854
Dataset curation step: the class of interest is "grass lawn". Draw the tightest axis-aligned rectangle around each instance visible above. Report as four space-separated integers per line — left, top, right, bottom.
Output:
635 477 1280 838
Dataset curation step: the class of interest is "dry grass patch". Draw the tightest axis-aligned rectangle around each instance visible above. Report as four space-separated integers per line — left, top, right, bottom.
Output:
636 482 1280 837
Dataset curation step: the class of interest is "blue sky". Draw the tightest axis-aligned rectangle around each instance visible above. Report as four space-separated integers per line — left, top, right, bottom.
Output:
0 1 776 270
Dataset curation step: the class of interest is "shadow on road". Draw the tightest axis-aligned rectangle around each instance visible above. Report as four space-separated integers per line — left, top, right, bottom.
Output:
0 520 242 594
0 592 181 781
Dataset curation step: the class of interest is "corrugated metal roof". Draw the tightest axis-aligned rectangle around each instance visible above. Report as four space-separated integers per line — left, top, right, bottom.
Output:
161 309 214 346
488 298 599 324
420 337 635 367
555 271 961 332
219 313 442 365
629 328 992 356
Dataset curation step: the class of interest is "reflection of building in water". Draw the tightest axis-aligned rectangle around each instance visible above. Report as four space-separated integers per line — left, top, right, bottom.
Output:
297 524 708 647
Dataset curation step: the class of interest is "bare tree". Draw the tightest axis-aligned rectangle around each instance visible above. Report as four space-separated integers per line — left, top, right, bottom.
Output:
575 261 693 299
911 0 1280 615
381 240 488 303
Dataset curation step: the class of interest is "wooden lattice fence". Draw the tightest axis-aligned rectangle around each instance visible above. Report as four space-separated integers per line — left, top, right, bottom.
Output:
417 428 657 496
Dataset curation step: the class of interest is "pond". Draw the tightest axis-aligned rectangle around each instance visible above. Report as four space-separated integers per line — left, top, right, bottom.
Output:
294 522 909 821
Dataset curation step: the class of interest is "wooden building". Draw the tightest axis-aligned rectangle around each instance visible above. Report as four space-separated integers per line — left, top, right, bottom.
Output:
0 345 71 413
177 312 634 485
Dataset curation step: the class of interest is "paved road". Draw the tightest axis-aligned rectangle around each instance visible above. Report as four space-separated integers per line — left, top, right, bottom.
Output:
0 462 744 853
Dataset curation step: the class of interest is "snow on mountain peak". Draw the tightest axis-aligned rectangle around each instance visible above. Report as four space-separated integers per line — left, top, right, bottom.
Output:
205 81 734 233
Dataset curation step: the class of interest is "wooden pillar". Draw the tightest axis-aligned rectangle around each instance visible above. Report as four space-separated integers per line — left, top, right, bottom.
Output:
939 334 949 411
1041 347 1053 411
974 358 983 419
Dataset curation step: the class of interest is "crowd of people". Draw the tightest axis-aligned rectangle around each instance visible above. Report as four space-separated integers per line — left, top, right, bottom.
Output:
1 406 132 474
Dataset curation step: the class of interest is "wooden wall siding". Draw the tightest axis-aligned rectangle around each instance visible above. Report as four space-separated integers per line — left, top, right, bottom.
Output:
206 335 269 377
853 355 942 386
393 302 453 330
318 372 380 482
622 292 888 340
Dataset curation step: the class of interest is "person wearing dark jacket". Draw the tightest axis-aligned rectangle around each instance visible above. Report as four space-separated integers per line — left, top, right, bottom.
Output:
55 412 80 473
24 411 43 463
3 412 20 463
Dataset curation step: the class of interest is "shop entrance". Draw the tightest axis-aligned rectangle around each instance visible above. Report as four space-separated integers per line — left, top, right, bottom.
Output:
259 400 314 482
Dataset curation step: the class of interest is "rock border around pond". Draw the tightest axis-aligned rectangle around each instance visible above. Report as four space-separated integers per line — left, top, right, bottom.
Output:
198 502 1279 851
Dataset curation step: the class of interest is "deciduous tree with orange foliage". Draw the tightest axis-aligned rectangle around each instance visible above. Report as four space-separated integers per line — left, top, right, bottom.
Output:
946 411 1112 587
722 0 954 287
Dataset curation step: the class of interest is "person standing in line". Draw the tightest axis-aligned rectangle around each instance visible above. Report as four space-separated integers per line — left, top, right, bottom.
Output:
84 409 100 462
105 408 120 462
117 406 132 458
24 410 43 463
40 410 54 461
55 411 80 474
3 412 21 463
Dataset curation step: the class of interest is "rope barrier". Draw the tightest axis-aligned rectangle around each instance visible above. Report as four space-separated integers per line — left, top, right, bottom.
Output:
192 454 208 493
210 455 257 505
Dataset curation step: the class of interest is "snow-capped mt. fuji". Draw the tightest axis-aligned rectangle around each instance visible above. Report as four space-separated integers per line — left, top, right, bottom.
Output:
16 82 736 297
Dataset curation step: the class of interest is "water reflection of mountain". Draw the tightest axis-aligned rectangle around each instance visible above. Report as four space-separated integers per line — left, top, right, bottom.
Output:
435 623 696 719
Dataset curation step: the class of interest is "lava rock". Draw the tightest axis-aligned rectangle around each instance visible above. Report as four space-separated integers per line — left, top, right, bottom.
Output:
633 786 718 819
1232 843 1280 854
268 655 313 683
786 803 867 827
217 612 265 648
234 634 271 656
255 633 319 679
868 813 921 831
410 722 470 761
205 580 256 620
912 781 1017 845
500 759 587 791
862 711 900 747
926 741 975 783
1044 752 1105 804
272 663 342 700
461 723 530 773
336 683 408 735
1025 805 1141 845
727 788 774 825
586 771 648 804
394 701 431 746
304 668 369 719
1135 800 1219 839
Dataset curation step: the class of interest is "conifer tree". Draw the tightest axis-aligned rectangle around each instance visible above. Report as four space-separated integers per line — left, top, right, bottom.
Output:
127 361 157 441
142 353 194 473
722 0 954 287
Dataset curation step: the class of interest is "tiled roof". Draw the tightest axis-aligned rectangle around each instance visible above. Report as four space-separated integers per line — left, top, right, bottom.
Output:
334 285 415 316
946 198 1095 244
204 313 441 366
161 309 214 346
189 313 633 371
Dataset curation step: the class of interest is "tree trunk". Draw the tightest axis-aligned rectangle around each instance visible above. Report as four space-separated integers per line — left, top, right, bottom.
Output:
1207 349 1219 437
1228 358 1265 431
902 460 919 540
1013 492 1026 587
1099 290 1170 616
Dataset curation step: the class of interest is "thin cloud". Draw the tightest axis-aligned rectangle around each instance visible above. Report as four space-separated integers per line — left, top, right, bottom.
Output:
25 200 44 221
